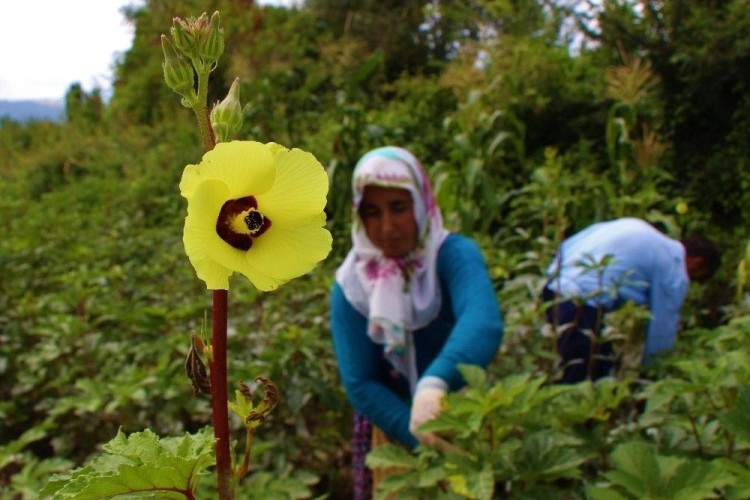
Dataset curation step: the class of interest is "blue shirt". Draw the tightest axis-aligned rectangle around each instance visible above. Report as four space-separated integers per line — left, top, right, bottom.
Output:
330 234 503 448
546 218 689 363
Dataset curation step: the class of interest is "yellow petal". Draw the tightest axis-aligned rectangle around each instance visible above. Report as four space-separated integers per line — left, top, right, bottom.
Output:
236 262 288 291
180 141 277 200
190 257 232 290
247 224 333 280
183 179 234 289
205 239 289 291
256 147 329 226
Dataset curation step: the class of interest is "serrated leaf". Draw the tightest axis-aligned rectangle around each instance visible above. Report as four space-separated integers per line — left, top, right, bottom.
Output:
229 377 279 430
41 428 215 498
419 411 470 435
716 458 750 500
5 425 51 455
365 443 419 470
587 485 631 500
470 463 495 500
512 431 586 482
228 388 254 419
667 459 735 499
377 471 418 499
447 474 470 497
458 364 487 389
602 442 735 499
719 385 750 442
241 470 317 500
605 441 658 495
417 465 449 488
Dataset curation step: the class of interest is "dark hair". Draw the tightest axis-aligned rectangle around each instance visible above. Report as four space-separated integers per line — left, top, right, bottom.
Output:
681 236 721 277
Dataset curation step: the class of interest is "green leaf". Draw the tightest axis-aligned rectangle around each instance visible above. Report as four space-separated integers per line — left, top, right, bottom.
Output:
458 364 487 389
471 463 495 500
503 431 586 488
365 443 419 470
719 385 750 442
715 458 750 500
603 441 658 496
240 470 318 499
40 427 215 499
587 484 631 500
601 441 734 499
377 472 420 499
447 474 471 497
415 465 448 488
667 459 735 499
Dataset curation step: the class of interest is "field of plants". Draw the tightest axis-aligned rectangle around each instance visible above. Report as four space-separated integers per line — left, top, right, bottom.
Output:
2 0 750 498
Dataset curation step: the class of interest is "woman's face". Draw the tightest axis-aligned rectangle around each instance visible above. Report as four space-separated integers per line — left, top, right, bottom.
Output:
359 185 418 258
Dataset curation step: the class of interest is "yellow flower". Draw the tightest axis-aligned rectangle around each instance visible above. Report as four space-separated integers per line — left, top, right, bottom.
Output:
180 141 332 290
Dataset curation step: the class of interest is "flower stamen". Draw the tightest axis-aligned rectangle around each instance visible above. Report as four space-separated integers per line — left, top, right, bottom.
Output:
244 210 264 234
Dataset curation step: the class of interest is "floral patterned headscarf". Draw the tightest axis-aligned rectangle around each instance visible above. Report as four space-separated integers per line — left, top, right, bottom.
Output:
335 147 449 390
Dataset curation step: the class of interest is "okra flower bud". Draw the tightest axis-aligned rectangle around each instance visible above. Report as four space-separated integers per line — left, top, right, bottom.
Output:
161 35 197 106
210 78 244 142
199 11 225 65
170 17 199 56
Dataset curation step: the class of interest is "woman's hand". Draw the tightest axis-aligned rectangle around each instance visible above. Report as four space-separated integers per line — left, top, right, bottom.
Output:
409 387 446 437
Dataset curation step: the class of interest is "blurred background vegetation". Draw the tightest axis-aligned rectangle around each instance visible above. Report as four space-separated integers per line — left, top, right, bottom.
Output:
2 0 750 498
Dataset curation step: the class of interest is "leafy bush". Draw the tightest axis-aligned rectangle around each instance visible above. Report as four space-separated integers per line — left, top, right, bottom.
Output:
2 1 749 498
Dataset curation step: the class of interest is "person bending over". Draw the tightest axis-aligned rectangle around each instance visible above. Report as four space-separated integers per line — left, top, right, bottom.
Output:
330 146 503 498
543 217 720 384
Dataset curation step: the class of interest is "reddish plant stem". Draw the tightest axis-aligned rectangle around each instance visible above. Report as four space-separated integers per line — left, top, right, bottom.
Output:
210 289 234 499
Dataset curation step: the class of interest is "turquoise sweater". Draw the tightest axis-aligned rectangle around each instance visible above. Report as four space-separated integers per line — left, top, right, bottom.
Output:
330 234 503 448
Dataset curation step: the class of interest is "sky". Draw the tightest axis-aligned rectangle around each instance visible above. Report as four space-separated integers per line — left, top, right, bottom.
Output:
0 0 293 102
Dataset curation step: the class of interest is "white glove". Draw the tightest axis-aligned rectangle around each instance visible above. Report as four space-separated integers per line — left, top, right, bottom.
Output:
409 387 447 437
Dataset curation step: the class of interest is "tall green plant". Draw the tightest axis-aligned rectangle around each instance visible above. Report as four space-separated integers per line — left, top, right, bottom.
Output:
603 48 669 219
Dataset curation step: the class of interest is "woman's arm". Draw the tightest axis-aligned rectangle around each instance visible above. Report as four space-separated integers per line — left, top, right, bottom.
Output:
422 235 504 390
330 282 418 448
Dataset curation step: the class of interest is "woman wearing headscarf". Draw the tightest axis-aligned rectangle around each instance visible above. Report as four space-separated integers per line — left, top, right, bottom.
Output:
330 146 503 498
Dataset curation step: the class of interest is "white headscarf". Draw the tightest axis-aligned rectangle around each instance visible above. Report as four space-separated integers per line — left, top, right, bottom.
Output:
335 147 450 390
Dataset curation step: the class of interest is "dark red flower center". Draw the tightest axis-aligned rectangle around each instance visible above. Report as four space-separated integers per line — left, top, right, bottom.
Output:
216 196 271 251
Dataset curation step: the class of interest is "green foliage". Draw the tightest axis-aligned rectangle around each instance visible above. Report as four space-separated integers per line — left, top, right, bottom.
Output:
2 0 750 497
64 84 104 130
595 0 750 230
238 469 320 500
367 367 633 498
365 276 750 498
639 338 750 459
41 428 215 499
0 161 344 496
588 441 734 500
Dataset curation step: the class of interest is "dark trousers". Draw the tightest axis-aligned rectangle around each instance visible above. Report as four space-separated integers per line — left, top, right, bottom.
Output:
542 285 616 383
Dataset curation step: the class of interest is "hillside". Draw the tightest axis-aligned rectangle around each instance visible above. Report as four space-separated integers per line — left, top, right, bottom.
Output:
0 99 64 122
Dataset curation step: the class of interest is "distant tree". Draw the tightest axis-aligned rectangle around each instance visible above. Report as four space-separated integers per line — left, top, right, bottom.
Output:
65 83 104 129
305 0 435 79
584 0 750 228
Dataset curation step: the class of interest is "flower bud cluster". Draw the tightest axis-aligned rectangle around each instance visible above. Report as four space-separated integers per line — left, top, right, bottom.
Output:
170 11 225 68
161 11 226 108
